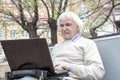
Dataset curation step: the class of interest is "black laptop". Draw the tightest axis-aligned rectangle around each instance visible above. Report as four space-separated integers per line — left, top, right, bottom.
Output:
1 38 56 76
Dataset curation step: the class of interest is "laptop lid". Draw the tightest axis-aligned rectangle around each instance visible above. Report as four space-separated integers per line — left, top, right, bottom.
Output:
0 38 55 75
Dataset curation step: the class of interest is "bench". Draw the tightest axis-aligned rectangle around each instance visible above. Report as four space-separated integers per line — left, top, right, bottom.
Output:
92 33 120 80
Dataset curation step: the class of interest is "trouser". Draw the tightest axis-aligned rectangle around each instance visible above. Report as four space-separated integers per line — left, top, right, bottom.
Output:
5 69 67 80
17 76 38 80
6 76 62 80
17 76 69 80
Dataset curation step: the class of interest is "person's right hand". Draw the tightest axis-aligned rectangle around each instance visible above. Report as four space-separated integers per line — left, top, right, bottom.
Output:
54 63 70 71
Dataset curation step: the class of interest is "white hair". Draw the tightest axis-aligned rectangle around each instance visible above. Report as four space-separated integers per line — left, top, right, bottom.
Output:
57 11 84 33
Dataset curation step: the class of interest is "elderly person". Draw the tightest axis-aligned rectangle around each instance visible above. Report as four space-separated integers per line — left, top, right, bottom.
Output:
51 11 105 80
18 11 105 80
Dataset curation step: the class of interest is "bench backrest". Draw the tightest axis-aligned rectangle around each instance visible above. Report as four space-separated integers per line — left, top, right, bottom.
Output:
92 34 120 80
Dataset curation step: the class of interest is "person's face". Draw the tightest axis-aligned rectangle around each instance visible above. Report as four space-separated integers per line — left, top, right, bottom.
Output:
59 18 79 40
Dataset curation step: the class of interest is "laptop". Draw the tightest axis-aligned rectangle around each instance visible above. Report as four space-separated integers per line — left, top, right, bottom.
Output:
0 38 56 76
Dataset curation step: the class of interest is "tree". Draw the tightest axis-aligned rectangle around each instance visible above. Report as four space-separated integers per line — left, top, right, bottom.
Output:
1 0 119 43
80 0 120 37
0 0 39 39
0 0 69 44
41 0 68 44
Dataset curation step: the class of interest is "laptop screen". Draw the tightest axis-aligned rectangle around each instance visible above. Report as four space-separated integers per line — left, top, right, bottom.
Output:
1 38 55 75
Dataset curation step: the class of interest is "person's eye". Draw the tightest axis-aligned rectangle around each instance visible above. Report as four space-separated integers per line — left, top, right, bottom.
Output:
66 23 71 26
60 24 64 27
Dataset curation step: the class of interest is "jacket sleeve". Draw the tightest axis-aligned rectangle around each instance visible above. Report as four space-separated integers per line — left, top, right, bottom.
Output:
70 40 105 80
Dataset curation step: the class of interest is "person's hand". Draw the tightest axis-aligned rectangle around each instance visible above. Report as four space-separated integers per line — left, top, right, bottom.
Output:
54 63 70 71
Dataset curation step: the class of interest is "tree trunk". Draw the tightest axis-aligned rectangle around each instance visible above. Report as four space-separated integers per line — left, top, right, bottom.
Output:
115 21 120 33
50 26 57 45
27 28 39 39
48 18 57 45
90 28 97 37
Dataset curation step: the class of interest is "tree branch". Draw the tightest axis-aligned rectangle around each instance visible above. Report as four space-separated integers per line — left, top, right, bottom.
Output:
11 0 19 10
62 0 68 11
8 12 22 26
0 10 21 26
23 2 33 19
32 0 38 25
50 0 55 18
80 0 112 19
18 0 26 27
41 0 50 19
92 0 114 31
57 0 63 18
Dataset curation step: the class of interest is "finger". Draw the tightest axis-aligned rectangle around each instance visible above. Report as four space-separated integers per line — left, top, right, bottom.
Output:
62 65 70 71
54 63 60 67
